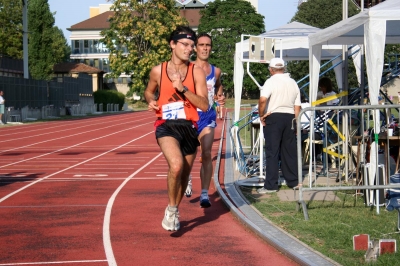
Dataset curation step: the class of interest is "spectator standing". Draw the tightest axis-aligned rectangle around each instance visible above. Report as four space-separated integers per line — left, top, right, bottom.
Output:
144 26 209 231
184 33 225 208
257 58 301 193
0 91 5 124
317 77 339 106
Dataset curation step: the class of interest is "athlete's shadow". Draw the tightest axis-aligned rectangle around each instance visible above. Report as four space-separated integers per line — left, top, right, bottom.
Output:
169 192 229 237
0 172 42 187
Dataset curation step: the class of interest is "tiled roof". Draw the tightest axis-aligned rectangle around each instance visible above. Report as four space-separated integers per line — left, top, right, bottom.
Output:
180 9 202 27
68 11 114 31
68 9 203 31
53 62 104 74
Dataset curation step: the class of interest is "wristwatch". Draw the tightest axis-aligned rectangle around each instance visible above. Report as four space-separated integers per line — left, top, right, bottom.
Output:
182 86 188 93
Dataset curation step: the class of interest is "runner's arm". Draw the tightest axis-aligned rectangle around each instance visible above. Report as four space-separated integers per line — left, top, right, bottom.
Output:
215 67 225 107
144 65 161 111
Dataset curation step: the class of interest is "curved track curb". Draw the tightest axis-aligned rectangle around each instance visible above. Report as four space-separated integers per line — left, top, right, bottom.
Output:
213 117 340 266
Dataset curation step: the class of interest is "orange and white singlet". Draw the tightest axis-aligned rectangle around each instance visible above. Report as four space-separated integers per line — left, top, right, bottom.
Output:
155 62 199 122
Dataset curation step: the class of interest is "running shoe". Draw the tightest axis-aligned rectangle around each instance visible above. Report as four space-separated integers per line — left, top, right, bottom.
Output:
162 206 180 231
200 193 211 208
185 175 192 198
256 187 278 194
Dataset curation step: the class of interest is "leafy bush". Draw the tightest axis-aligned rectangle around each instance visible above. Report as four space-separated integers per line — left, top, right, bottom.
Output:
93 90 125 111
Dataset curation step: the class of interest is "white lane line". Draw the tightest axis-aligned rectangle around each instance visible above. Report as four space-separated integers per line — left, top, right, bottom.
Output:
0 113 148 139
0 177 167 184
0 205 106 208
73 174 108 177
0 121 153 169
103 152 163 266
0 131 154 203
0 115 134 142
0 116 151 154
0 260 107 265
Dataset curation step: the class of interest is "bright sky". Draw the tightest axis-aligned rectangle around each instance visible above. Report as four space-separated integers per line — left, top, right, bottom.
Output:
49 0 299 42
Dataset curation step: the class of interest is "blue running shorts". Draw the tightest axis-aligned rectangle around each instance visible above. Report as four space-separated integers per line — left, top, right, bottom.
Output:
197 107 217 135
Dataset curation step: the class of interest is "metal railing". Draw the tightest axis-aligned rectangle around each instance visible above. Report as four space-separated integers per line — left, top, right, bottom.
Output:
297 104 400 220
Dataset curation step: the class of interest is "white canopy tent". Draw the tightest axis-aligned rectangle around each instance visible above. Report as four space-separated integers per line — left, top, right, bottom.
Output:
308 0 400 205
234 22 346 124
233 22 350 173
308 0 400 105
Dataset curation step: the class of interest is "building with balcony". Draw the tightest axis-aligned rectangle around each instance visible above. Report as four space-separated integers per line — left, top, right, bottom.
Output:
67 0 205 95
67 0 258 95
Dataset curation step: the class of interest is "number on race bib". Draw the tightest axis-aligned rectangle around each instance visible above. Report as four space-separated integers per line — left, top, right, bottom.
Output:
162 102 186 120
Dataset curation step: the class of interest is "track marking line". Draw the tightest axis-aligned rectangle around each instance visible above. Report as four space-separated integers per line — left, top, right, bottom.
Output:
0 205 106 208
0 113 148 140
0 259 108 265
0 131 154 203
103 152 163 266
73 174 108 177
0 122 153 169
0 112 146 137
0 117 152 155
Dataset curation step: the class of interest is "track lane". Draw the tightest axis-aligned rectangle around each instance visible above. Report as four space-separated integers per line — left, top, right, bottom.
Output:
0 112 143 139
0 112 298 266
0 114 152 154
0 113 160 264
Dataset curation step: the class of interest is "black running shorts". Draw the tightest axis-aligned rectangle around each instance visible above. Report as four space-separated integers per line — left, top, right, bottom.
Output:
155 119 200 156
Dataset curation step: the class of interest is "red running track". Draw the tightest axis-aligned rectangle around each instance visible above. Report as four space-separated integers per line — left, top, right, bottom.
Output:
0 111 297 266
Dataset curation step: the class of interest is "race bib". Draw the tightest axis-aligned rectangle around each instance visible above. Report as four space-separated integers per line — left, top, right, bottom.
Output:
162 102 186 120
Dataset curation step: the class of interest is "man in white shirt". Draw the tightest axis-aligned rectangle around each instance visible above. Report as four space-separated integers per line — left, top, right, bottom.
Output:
257 58 301 193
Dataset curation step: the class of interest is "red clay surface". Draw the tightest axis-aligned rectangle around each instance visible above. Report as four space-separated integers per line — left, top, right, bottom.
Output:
0 111 298 266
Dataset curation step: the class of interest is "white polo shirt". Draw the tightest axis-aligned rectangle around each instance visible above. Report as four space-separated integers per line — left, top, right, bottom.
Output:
260 73 301 114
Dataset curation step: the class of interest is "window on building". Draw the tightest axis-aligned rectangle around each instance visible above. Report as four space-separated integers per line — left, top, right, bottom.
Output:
92 40 99 53
103 58 110 73
84 40 89 53
73 40 80 54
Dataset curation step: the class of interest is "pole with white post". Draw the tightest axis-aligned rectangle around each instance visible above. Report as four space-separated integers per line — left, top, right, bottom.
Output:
22 0 29 79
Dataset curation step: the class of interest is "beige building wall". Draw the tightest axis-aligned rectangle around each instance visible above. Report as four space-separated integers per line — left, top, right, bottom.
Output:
99 4 113 14
90 4 113 18
89 7 99 18
246 0 258 11
92 74 99 92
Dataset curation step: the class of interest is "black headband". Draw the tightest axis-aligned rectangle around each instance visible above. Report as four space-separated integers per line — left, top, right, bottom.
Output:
172 34 196 42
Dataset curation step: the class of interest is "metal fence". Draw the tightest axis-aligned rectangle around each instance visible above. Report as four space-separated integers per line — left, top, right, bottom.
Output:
0 73 93 110
297 104 400 220
230 102 400 221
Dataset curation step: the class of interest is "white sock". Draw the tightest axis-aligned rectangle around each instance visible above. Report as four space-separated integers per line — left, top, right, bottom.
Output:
168 205 178 212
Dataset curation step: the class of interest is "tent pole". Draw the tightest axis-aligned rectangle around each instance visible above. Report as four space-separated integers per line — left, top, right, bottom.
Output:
342 0 350 182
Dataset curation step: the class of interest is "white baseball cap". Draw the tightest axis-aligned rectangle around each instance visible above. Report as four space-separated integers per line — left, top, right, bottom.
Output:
269 58 285 68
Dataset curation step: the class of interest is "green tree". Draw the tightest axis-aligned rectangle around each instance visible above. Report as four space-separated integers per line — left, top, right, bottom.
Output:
101 0 187 97
28 0 69 80
0 0 23 58
287 0 360 96
198 0 266 98
51 27 71 62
